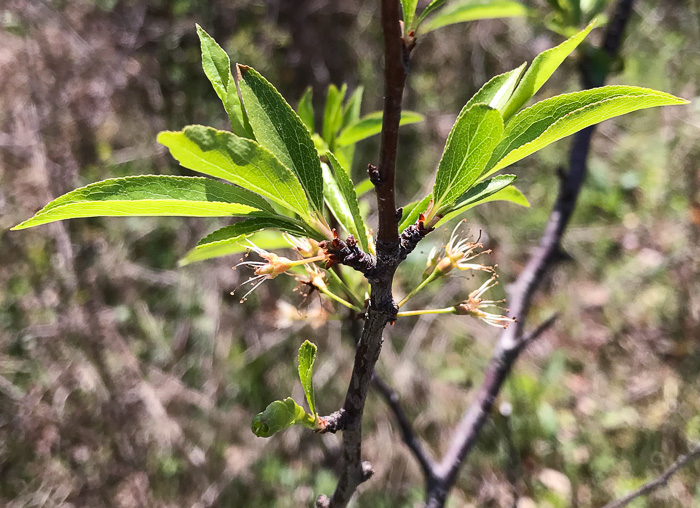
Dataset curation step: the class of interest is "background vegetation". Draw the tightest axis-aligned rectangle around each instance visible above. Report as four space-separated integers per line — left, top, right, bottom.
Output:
1 0 698 506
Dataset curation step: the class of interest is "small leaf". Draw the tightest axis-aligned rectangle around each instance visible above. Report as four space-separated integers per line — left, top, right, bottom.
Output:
416 0 447 28
158 126 312 220
323 84 347 147
297 87 315 132
196 25 250 137
501 21 596 120
251 397 310 438
12 176 272 230
401 0 419 31
435 174 523 226
324 153 369 251
432 104 504 213
297 340 318 417
465 62 527 112
237 65 324 212
485 86 688 177
421 1 530 33
399 194 432 232
336 110 424 147
342 86 364 129
179 216 315 266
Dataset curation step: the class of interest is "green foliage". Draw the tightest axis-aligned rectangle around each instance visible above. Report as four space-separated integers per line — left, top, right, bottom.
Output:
297 340 318 417
420 0 530 33
11 176 272 230
237 65 325 213
252 341 321 438
335 110 424 147
323 153 369 251
432 104 504 212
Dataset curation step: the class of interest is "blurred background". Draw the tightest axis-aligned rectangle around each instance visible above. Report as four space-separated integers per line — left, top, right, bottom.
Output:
1 0 699 506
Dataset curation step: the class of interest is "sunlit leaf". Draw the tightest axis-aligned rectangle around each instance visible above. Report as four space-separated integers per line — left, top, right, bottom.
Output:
399 194 432 232
158 126 311 220
401 0 419 31
12 176 272 230
501 21 596 120
196 25 251 137
432 104 504 213
237 65 324 212
416 0 447 28
336 110 424 147
465 62 526 112
323 84 347 147
421 1 530 33
485 86 688 177
298 341 318 417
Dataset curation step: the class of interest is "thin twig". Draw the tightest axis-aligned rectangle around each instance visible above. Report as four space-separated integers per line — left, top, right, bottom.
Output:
601 443 700 508
371 373 437 481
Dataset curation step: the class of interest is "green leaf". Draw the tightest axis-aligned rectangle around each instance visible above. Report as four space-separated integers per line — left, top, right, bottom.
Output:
465 62 527 112
336 110 424 147
435 174 522 225
485 86 689 177
324 153 369 251
342 86 364 129
158 125 312 220
196 25 250 137
432 104 504 213
501 21 596 120
297 341 318 417
421 1 530 33
251 397 312 438
401 0 419 31
237 65 324 212
355 178 374 198
323 84 347 147
179 216 315 266
416 0 447 28
12 176 272 230
297 87 315 132
399 194 432 232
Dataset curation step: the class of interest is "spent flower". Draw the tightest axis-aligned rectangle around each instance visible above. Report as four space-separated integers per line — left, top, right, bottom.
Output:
454 276 515 328
424 221 494 279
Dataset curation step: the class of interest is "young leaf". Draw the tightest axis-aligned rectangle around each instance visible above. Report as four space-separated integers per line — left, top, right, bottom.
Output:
158 126 312 220
179 216 316 266
416 0 447 28
196 25 250 137
297 87 315 132
435 185 529 227
465 62 527 112
484 86 688 177
341 86 364 129
435 174 522 225
336 110 424 147
297 341 318 417
237 65 324 212
324 153 369 251
322 84 347 147
421 0 530 33
399 194 433 233
432 104 504 213
251 397 313 438
12 176 272 230
401 0 419 32
501 21 596 120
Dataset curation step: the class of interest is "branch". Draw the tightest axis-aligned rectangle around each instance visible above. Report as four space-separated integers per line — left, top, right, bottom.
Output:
375 0 409 247
317 2 413 506
371 373 438 481
601 443 700 508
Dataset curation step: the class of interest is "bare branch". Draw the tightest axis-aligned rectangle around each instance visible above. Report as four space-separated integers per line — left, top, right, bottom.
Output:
601 443 700 508
372 373 437 481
